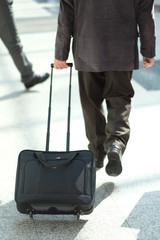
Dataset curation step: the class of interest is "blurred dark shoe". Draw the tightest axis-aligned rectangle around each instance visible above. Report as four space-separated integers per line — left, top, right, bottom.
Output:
24 73 49 89
95 159 104 168
105 145 122 176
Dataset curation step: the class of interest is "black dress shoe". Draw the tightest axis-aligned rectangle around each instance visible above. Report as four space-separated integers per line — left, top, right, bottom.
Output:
24 73 49 89
105 145 122 176
95 159 104 168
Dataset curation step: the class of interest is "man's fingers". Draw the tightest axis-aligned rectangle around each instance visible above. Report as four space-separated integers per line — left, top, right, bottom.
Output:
54 59 69 69
144 62 154 69
143 57 154 69
54 64 68 69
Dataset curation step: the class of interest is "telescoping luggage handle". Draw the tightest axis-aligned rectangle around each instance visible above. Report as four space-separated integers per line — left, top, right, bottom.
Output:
46 63 73 152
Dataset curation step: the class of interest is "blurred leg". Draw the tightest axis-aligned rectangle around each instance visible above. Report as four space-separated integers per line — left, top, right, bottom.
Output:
78 71 107 161
0 0 34 83
103 71 134 153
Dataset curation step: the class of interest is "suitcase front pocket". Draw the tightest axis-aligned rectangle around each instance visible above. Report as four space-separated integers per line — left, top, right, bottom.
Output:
24 161 70 194
23 158 86 196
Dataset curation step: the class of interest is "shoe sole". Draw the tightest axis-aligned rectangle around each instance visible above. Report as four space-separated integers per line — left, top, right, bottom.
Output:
105 151 122 176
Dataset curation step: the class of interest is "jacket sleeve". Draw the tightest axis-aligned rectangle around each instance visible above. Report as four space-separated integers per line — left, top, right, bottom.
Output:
137 0 156 58
55 0 74 61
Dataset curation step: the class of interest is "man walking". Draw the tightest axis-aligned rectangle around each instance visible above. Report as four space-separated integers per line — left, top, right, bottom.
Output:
0 0 49 89
54 0 155 176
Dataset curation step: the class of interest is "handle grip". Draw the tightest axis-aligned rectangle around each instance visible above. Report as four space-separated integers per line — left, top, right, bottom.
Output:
51 63 73 68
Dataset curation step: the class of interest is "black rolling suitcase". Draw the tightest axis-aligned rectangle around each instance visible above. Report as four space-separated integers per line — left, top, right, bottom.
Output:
15 63 96 219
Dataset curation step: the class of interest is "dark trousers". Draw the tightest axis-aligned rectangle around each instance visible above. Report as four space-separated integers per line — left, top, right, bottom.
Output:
0 0 34 83
78 71 134 160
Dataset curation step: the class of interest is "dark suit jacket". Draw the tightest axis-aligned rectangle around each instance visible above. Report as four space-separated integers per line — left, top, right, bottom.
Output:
55 0 155 72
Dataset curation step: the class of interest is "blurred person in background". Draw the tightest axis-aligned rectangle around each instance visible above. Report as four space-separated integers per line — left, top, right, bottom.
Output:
0 0 49 89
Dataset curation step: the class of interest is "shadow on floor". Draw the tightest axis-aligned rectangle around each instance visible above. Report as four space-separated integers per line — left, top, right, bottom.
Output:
0 90 39 101
0 182 114 239
95 182 115 208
